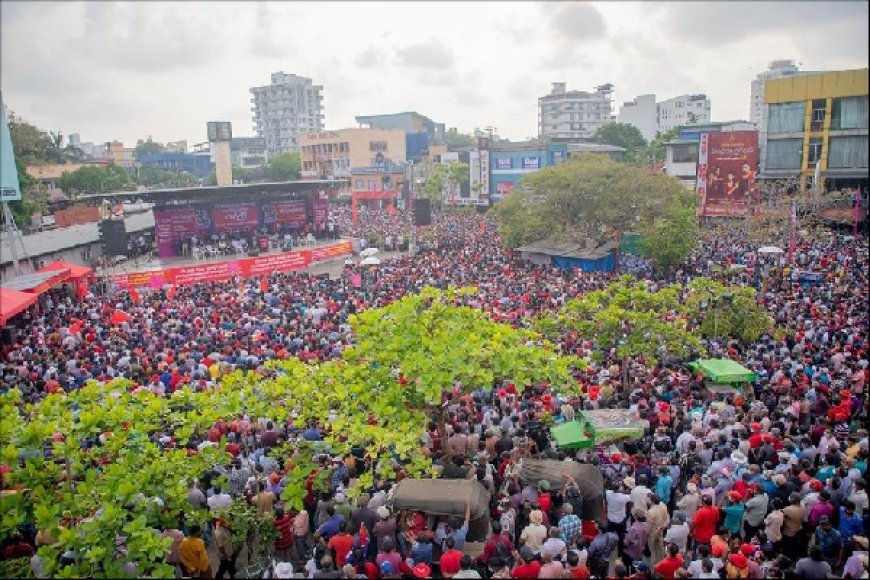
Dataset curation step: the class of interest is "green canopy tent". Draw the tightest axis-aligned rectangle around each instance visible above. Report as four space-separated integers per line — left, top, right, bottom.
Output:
688 358 757 384
552 409 648 450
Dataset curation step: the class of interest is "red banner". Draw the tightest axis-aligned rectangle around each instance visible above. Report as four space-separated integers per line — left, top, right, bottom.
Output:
697 131 759 217
212 202 260 230
113 241 353 288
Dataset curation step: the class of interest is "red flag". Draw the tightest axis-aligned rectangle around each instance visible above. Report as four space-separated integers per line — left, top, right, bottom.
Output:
787 202 797 264
350 273 362 288
479 221 486 233
110 310 132 325
386 204 398 215
69 320 84 335
129 286 141 305
166 286 177 301
260 276 269 294
854 186 862 236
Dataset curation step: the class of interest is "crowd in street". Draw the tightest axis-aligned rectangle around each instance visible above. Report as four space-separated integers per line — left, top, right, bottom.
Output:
0 206 867 579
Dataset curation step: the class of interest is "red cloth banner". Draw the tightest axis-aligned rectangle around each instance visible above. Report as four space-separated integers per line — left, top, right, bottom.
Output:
697 131 759 217
212 202 260 231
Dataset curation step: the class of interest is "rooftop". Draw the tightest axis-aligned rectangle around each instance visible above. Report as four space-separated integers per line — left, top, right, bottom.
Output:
515 237 617 260
567 143 627 153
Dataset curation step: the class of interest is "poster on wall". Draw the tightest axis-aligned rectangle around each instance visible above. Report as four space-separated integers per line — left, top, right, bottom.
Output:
262 199 307 229
522 156 540 169
496 157 512 170
212 202 260 231
154 208 213 258
696 131 759 217
312 199 329 230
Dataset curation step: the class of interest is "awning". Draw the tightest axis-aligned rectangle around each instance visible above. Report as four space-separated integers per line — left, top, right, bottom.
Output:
37 260 94 281
2 269 71 295
689 358 757 383
0 287 38 325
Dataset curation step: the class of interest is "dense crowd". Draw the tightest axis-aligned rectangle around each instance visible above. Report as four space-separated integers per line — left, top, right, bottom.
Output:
1 206 867 579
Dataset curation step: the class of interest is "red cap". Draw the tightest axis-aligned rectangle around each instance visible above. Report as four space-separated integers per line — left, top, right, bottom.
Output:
729 553 748 568
412 563 432 578
740 543 757 556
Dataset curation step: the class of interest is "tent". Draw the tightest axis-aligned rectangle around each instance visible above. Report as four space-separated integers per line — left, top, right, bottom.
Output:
2 269 70 295
552 409 648 450
37 260 94 299
518 459 604 523
0 287 38 325
688 358 757 383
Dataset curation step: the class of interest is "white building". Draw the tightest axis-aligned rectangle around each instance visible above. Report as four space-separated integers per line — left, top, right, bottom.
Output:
230 137 267 168
538 82 614 141
656 94 712 134
750 60 807 127
250 72 324 156
617 94 658 141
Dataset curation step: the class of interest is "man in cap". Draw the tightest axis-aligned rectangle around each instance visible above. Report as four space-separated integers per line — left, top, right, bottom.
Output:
813 515 844 569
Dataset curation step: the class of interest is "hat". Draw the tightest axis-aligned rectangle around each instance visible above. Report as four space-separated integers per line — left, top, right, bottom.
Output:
529 509 543 525
810 479 824 491
377 506 390 519
711 543 726 557
740 543 757 556
538 480 551 491
273 562 295 579
412 563 431 578
750 422 762 432
610 452 622 463
331 456 343 463
727 490 743 502
854 536 869 550
729 553 748 568
379 561 395 575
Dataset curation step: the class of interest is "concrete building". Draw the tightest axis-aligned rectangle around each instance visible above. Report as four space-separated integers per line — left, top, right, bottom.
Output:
250 72 324 156
488 139 569 201
104 141 137 169
759 68 868 190
165 140 188 153
664 121 755 189
355 112 445 162
750 60 807 127
300 128 406 181
538 82 614 141
230 137 267 169
617 94 658 141
136 152 213 179
656 94 712 134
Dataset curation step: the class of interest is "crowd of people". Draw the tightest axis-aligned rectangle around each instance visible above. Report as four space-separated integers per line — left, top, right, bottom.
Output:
1 205 867 579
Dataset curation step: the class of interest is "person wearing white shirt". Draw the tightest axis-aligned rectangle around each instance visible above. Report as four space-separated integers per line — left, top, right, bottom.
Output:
664 513 689 552
207 486 231 513
630 477 653 514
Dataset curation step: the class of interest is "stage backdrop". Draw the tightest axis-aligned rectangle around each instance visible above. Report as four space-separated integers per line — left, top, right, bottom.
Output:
696 131 759 217
154 199 317 258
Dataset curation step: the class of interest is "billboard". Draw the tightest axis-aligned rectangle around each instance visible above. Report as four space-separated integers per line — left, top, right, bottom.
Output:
1 99 21 202
522 156 540 169
696 131 759 217
495 157 512 170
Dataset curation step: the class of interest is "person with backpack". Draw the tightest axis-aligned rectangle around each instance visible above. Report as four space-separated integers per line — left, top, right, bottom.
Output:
479 520 514 567
587 521 619 578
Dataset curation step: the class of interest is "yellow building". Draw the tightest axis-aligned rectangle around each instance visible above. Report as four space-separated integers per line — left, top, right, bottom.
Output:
761 68 868 190
104 140 138 169
299 128 406 180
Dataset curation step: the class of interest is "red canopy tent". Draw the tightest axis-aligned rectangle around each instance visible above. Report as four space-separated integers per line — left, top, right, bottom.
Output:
37 260 94 299
0 287 38 325
2 269 71 295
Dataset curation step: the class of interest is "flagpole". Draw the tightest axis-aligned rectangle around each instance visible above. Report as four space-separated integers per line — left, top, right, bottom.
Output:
854 186 862 237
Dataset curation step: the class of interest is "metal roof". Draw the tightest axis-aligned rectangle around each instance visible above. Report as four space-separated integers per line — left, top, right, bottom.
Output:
77 180 348 203
1 212 154 266
2 269 69 291
515 237 617 260
567 143 627 153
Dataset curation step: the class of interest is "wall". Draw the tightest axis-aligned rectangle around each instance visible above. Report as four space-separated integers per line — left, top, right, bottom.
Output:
764 68 869 103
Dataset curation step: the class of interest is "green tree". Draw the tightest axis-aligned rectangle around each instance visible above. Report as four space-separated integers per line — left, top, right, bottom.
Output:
58 164 134 197
6 111 52 166
534 276 705 385
511 154 697 258
490 187 551 248
421 163 448 208
646 127 680 164
134 139 165 160
638 204 699 272
444 127 476 149
593 123 647 164
445 161 469 206
8 159 45 226
684 278 775 343
263 151 301 181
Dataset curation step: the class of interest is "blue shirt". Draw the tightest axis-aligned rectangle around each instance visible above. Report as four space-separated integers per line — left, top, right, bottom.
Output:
317 515 345 540
656 475 674 504
838 508 864 542
411 541 433 565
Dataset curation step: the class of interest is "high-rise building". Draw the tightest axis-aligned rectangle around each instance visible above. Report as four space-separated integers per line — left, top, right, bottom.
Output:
538 82 614 141
250 72 324 156
617 94 657 141
656 94 712 134
750 60 808 127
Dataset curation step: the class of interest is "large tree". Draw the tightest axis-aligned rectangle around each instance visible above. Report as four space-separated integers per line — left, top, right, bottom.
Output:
646 127 680 164
263 151 301 181
638 204 700 273
498 154 698 254
444 127 476 149
58 164 134 197
134 139 165 160
593 122 647 164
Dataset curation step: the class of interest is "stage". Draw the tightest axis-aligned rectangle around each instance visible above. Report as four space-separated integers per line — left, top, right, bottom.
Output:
109 239 353 289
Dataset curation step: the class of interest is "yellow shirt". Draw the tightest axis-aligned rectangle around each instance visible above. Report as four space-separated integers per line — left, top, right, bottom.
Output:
179 536 211 575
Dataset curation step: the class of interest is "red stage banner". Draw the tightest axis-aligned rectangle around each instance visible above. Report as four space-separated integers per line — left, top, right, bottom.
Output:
113 241 352 288
696 131 759 217
212 202 260 230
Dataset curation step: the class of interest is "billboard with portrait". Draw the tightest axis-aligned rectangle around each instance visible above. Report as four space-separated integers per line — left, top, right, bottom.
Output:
696 131 759 217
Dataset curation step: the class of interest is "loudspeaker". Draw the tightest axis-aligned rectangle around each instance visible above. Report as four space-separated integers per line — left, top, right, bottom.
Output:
1 327 16 345
98 219 128 256
412 198 431 226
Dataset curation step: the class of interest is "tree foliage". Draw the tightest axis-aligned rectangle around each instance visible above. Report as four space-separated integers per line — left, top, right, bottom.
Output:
646 127 680 164
134 139 165 160
0 288 580 578
684 278 775 343
263 151 301 182
444 128 476 149
533 276 705 373
499 154 697 248
490 188 551 249
57 164 134 196
638 204 700 272
593 123 647 164
136 166 198 189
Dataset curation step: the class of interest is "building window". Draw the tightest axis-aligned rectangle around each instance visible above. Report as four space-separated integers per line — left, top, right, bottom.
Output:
368 180 376 191
672 144 699 163
355 180 364 190
831 96 869 130
766 138 803 170
768 102 805 133
808 138 823 166
369 141 388 152
828 136 869 168
810 99 826 132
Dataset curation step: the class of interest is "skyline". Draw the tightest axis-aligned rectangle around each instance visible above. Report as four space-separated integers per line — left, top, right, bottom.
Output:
1 1 868 147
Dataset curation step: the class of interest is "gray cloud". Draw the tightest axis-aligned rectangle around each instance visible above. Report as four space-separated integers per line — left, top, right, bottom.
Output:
354 46 386 69
396 38 455 70
545 2 607 41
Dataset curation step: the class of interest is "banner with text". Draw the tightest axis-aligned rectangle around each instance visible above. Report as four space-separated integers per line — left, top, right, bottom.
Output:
696 131 759 217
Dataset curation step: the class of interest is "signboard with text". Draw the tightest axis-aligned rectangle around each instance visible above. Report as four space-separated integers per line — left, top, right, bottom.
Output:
696 131 759 217
496 157 512 170
522 156 540 169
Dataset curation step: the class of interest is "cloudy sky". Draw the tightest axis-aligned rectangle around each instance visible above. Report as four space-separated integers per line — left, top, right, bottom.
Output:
2 1 867 147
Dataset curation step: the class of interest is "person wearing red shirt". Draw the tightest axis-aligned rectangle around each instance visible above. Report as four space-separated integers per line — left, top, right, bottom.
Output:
511 546 543 579
692 495 720 544
653 544 684 579
439 537 463 577
327 521 355 568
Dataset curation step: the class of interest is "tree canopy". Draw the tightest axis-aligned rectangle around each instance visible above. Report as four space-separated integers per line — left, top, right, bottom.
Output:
593 123 647 164
263 151 301 182
684 278 776 343
646 127 680 164
58 164 135 197
444 128 476 150
134 139 165 160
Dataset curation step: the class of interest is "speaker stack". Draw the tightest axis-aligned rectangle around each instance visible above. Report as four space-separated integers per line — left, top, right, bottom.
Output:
97 219 128 257
412 198 431 226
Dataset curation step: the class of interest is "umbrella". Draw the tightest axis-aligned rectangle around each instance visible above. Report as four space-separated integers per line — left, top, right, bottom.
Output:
360 256 381 266
360 247 379 257
757 246 784 254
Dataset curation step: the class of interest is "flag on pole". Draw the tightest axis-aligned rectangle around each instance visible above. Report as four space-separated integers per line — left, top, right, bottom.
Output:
787 202 797 264
350 273 362 288
166 285 177 301
260 276 269 294
854 186 862 236
129 286 141 305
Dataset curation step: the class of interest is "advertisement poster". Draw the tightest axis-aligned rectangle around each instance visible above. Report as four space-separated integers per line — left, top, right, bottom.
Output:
262 199 307 228
114 241 352 288
212 202 260 231
522 156 540 169
312 199 329 230
154 208 212 258
697 131 759 217
495 157 512 170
